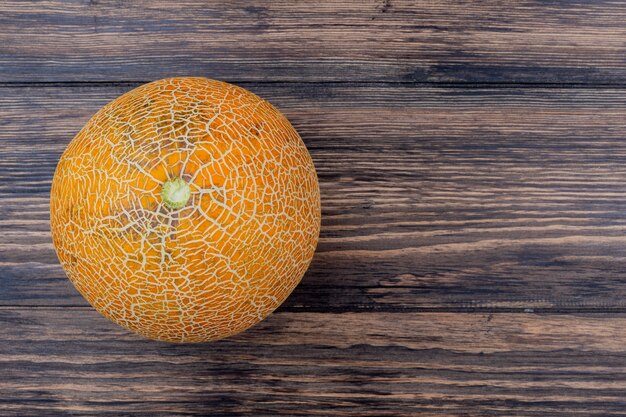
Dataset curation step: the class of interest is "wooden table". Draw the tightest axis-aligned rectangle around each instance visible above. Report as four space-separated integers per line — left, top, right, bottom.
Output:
3 1 626 415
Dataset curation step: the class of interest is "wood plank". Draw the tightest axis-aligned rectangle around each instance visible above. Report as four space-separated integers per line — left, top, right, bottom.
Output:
3 308 626 416
3 83 626 310
1 0 626 83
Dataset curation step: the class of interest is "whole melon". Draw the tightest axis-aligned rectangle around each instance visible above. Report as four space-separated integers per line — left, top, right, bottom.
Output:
50 77 320 343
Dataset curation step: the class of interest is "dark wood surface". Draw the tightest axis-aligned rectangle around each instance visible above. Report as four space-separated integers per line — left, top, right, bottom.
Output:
3 0 626 83
3 1 626 416
6 309 626 416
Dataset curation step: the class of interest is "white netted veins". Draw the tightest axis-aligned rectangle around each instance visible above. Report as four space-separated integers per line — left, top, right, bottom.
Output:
49 78 321 343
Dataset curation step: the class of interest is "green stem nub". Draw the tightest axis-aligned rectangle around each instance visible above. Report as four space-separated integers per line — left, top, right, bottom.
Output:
161 177 191 210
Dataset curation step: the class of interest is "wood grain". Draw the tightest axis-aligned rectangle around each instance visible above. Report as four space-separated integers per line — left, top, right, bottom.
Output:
3 83 626 311
4 308 626 416
2 0 626 83
4 0 626 415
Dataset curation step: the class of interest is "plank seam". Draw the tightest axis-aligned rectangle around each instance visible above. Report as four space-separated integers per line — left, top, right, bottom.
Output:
3 306 626 314
4 81 626 89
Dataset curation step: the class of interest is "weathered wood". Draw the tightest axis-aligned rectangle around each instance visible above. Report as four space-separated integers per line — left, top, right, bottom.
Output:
2 84 626 310
3 0 626 415
3 308 626 416
1 0 626 83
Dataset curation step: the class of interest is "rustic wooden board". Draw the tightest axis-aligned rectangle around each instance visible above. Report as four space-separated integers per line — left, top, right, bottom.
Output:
4 308 626 416
2 0 626 83
4 1 626 415
3 84 626 311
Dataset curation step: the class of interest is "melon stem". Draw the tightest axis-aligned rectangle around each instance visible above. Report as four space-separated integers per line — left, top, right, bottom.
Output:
161 177 191 210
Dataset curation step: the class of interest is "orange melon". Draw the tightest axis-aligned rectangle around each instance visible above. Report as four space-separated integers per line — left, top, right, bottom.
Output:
50 77 320 343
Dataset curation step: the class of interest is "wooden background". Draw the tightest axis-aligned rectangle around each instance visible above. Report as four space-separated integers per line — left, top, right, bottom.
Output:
3 1 626 415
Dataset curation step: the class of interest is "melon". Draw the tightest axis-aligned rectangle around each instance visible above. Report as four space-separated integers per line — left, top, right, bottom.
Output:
50 77 321 343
